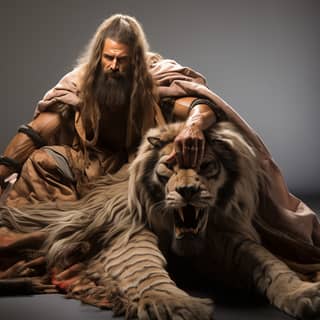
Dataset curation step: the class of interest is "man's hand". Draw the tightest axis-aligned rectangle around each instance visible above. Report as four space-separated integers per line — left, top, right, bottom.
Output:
166 98 218 169
166 124 205 169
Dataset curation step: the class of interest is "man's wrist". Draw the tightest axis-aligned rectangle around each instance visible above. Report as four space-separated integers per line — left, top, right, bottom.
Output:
186 105 215 131
189 98 227 125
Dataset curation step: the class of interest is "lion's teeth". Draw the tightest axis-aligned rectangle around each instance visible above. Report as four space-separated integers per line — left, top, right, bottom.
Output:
198 212 209 232
195 208 200 220
175 227 184 239
178 208 184 222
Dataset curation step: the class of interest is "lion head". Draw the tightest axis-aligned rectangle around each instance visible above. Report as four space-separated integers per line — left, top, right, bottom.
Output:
129 122 265 257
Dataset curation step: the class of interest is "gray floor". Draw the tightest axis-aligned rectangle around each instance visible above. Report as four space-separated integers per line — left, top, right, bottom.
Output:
0 293 293 320
1 195 319 320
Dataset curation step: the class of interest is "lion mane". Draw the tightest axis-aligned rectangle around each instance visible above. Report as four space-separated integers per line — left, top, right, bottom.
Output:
128 121 265 256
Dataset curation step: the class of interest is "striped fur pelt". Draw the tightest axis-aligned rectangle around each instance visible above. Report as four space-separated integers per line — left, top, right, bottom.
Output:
1 122 320 319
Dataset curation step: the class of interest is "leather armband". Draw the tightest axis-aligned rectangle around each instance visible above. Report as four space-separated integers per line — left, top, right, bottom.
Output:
18 125 46 148
0 156 22 172
189 98 227 122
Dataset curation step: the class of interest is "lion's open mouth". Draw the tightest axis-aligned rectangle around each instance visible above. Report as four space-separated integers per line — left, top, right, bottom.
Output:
173 205 209 239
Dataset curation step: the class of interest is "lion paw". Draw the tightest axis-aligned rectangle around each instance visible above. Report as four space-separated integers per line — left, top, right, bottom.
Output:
137 293 214 320
281 282 320 319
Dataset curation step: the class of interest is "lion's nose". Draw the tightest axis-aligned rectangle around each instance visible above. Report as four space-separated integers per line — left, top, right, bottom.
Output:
176 185 199 200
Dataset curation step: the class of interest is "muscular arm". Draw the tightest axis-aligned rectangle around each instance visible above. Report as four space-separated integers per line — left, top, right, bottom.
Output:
0 112 62 185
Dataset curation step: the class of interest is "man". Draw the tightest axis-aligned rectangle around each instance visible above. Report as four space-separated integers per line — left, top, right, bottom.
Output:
0 14 217 206
0 14 319 249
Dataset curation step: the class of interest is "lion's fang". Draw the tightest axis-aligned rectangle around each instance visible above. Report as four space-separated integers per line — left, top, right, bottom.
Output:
195 208 200 220
175 227 184 239
178 208 184 222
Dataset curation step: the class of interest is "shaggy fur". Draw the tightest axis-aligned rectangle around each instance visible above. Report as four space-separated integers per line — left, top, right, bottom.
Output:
1 122 320 319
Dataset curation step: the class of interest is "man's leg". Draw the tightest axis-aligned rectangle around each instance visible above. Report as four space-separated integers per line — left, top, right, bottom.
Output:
5 146 80 207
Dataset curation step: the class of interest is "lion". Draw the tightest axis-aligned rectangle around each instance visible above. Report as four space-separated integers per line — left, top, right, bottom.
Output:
1 121 320 319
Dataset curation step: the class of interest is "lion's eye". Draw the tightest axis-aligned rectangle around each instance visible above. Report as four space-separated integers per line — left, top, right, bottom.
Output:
200 160 220 178
155 162 174 184
156 172 169 184
163 161 174 171
200 161 216 172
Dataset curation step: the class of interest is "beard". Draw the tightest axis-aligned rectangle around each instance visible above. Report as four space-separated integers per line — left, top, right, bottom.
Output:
94 66 133 112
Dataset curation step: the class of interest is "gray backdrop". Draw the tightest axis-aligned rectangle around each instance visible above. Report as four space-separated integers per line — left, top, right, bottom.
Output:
0 2 319 320
1 0 319 195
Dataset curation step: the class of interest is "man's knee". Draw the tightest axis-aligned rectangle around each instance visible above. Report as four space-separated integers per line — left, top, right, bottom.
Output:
26 147 75 182
6 147 78 206
28 148 54 167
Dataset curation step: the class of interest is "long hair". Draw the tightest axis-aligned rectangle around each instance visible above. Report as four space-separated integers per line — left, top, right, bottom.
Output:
77 14 158 150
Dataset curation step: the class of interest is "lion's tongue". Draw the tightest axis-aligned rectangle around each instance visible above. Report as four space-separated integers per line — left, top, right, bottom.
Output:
174 206 200 239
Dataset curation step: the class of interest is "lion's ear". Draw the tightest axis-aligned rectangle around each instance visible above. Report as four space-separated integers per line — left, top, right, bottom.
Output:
147 136 165 149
